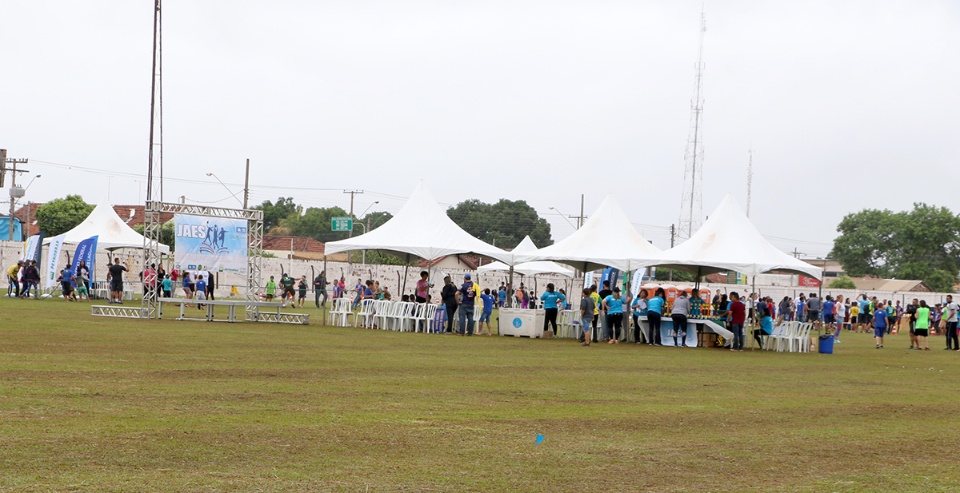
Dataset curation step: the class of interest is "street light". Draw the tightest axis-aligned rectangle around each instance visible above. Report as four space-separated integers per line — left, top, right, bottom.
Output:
206 172 244 208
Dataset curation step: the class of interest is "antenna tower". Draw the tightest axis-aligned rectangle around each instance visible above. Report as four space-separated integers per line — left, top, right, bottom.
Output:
146 0 163 202
678 9 707 240
746 149 753 218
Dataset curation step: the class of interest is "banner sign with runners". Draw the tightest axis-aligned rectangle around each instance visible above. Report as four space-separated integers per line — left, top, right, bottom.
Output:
174 215 248 275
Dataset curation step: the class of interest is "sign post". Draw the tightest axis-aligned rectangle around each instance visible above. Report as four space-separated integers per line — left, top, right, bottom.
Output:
331 217 353 232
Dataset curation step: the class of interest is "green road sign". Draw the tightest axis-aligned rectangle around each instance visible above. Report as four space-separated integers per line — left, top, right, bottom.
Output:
331 216 353 232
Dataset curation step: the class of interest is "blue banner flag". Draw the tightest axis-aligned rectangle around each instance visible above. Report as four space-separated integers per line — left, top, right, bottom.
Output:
71 235 98 286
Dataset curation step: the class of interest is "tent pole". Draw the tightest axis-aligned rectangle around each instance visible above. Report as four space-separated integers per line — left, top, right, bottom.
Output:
507 266 514 308
400 256 409 296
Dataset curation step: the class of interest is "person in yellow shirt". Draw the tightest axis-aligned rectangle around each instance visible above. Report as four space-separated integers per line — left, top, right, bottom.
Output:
7 260 23 297
589 284 601 343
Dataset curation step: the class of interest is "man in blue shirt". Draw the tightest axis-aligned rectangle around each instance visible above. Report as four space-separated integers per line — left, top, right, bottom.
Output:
540 283 566 335
457 273 476 335
497 285 507 307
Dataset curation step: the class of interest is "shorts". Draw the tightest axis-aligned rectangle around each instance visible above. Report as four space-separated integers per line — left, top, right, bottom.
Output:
299 292 306 299
807 310 820 322
874 326 886 338
858 313 870 324
824 314 835 324
582 318 593 333
77 285 88 295
479 311 491 323
111 280 123 292
284 288 296 297
61 282 73 295
915 328 928 337
196 291 207 301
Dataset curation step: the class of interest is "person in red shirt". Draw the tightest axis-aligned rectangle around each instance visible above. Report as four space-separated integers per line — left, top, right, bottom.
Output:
728 292 747 351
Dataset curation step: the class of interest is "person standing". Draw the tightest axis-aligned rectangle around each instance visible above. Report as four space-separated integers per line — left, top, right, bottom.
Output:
632 289 649 344
597 281 613 342
7 260 23 297
915 300 931 350
76 260 91 296
806 293 821 326
352 278 364 309
415 271 431 303
195 275 208 309
944 295 959 351
873 302 888 349
822 295 835 333
265 275 276 301
313 270 328 308
478 288 495 336
589 285 601 343
456 273 476 336
671 291 691 347
729 292 746 351
206 270 216 301
161 274 172 298
833 295 846 343
107 258 128 304
440 276 458 334
646 288 665 346
603 287 624 344
540 283 565 336
182 271 194 302
580 288 595 346
778 296 792 324
497 284 507 307
906 298 919 349
57 264 77 301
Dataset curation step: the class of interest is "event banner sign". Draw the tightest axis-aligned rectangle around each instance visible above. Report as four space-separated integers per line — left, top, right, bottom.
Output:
21 233 43 262
44 234 66 289
174 215 248 275
71 235 99 286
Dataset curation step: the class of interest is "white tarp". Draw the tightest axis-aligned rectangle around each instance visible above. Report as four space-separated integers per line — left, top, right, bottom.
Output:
45 202 171 253
646 194 823 279
324 182 511 263
477 236 574 277
517 195 662 272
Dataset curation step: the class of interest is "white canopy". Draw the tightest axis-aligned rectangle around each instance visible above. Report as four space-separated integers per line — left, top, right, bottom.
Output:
324 182 511 263
646 194 822 279
478 236 575 277
518 195 662 272
45 202 170 253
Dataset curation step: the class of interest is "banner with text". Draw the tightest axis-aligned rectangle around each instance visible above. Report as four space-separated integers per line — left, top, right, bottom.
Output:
71 235 99 286
44 234 66 289
174 215 248 275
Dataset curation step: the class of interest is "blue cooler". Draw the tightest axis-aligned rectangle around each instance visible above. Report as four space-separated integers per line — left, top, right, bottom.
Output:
818 334 834 354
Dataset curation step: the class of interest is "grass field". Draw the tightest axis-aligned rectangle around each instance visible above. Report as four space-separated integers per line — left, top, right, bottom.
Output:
1 298 959 492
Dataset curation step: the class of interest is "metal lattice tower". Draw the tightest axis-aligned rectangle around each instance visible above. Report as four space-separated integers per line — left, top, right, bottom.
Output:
678 9 707 241
142 0 164 317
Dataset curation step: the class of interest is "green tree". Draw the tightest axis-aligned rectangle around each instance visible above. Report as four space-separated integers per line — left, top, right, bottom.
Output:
285 206 351 242
253 197 301 233
828 275 856 289
830 203 960 292
447 199 552 248
34 195 94 236
134 222 175 251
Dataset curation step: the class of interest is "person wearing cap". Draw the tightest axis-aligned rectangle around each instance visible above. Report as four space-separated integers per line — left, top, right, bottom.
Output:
7 260 23 297
457 273 477 335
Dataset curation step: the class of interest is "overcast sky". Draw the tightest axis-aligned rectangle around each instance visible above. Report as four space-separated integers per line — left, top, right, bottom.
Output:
2 0 958 258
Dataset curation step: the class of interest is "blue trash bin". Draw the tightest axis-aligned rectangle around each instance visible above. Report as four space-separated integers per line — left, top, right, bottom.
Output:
818 334 834 354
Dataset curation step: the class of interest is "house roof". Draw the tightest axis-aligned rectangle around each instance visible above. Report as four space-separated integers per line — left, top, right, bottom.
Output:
847 277 930 292
11 202 42 237
417 254 481 270
262 235 328 254
111 205 175 227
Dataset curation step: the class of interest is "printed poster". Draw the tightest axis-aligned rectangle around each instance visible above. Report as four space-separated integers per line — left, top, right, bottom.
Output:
174 215 248 275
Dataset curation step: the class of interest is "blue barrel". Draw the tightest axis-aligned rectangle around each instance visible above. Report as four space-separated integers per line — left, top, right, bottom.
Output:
818 334 834 354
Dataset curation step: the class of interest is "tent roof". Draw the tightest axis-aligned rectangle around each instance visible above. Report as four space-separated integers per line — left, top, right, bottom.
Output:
518 196 662 272
47 202 170 253
323 182 511 263
647 194 822 279
478 236 575 277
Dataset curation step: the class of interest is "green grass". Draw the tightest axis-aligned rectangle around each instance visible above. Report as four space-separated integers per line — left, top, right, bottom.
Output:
1 298 959 492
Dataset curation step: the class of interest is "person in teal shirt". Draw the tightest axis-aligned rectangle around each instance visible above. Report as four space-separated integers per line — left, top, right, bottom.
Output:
646 288 665 346
540 283 566 334
161 275 172 298
602 287 625 344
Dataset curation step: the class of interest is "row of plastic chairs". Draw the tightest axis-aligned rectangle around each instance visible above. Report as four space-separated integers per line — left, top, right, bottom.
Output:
329 298 441 333
764 321 814 352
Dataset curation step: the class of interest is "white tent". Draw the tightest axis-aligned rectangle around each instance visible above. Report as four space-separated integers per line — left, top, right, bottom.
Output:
45 202 171 253
646 194 822 279
478 236 575 277
324 182 511 264
518 195 662 272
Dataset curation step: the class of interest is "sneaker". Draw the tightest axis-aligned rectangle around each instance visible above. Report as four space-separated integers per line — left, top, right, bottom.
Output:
835 340 842 343
945 348 952 350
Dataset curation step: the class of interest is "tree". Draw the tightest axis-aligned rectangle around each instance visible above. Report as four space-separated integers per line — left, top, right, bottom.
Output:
34 195 94 236
134 222 175 251
830 203 960 292
447 199 552 248
253 197 301 233
284 206 351 242
828 276 856 289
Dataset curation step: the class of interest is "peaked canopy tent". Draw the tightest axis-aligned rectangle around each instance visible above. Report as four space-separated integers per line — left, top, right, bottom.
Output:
477 236 575 278
324 182 512 292
645 194 822 280
43 202 171 253
517 195 662 273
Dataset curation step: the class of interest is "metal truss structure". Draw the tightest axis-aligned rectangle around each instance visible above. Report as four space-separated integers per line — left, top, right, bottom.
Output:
142 201 264 320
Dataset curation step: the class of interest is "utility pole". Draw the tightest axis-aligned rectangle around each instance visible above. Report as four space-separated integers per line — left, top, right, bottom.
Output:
243 158 250 209
2 149 30 241
343 190 364 237
578 194 585 228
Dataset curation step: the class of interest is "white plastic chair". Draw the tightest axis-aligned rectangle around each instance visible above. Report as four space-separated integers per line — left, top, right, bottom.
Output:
420 304 438 333
372 300 393 330
330 297 353 327
558 310 578 339
792 322 813 353
397 302 420 332
355 299 377 328
767 321 794 351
